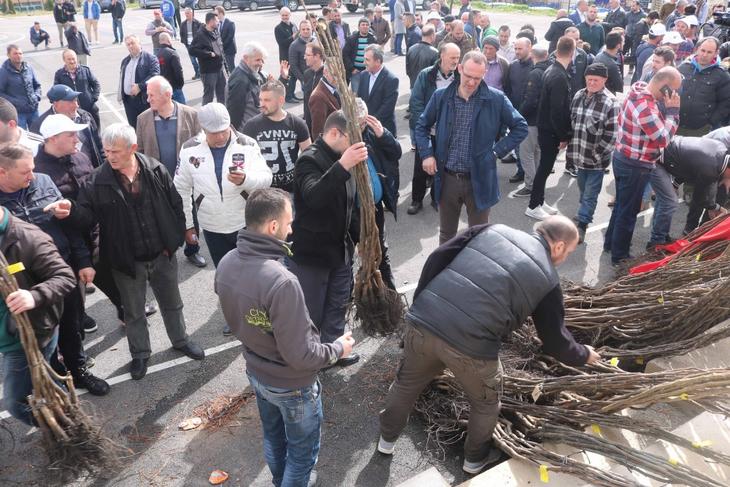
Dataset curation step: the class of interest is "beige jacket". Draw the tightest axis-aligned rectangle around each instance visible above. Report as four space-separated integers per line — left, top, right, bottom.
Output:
135 101 201 166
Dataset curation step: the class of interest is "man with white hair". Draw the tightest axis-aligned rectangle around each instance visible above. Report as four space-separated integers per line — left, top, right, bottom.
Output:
227 42 269 131
51 123 206 380
135 75 206 268
175 105 272 339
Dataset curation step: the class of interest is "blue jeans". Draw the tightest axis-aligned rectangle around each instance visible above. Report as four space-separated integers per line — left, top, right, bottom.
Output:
112 17 124 42
164 16 176 37
172 88 186 104
604 152 653 262
202 229 238 267
17 109 39 130
187 48 200 77
576 168 605 226
394 33 404 54
2 331 58 425
247 373 322 487
649 163 679 246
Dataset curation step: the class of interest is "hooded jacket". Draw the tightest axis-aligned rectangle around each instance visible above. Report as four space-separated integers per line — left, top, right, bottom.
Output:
0 60 41 114
215 230 343 389
678 56 730 130
175 129 273 234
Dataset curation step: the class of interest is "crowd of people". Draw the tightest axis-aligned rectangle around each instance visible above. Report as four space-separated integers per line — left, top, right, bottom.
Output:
3 0 730 485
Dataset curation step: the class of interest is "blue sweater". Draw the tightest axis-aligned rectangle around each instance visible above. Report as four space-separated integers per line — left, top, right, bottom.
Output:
83 0 101 19
0 60 41 114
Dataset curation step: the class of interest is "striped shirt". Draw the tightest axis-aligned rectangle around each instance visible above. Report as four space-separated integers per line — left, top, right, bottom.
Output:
354 36 369 70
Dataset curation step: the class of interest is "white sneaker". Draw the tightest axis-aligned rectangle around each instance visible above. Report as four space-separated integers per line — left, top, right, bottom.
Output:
377 436 396 455
541 202 559 215
463 448 503 474
525 205 550 220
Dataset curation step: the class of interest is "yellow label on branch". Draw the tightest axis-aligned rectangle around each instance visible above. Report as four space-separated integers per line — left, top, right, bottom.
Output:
696 253 702 262
679 393 690 400
591 424 603 437
635 357 644 365
6 262 25 274
692 440 713 448
668 458 679 466
609 357 619 367
539 464 549 483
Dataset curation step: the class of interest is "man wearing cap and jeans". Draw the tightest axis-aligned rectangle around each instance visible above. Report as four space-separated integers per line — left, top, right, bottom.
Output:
50 122 206 380
176 103 272 334
0 115 109 396
566 63 620 243
31 84 104 169
631 23 666 85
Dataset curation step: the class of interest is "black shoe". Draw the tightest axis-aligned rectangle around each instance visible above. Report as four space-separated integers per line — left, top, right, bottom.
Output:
285 97 298 103
193 74 200 80
508 171 524 183
85 283 96 294
337 352 360 367
187 253 207 268
145 301 158 317
430 199 438 211
565 167 578 178
82 314 98 333
175 341 205 360
500 154 517 164
73 368 110 396
222 324 233 336
577 224 587 244
404 112 411 120
130 358 149 380
407 201 423 215
293 95 303 101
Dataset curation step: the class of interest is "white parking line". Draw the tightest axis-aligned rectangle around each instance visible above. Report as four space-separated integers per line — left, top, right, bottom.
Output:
0 282 419 421
99 93 128 123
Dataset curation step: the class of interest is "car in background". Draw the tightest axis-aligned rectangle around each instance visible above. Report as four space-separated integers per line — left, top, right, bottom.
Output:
235 0 325 11
341 0 378 13
100 0 112 12
139 0 163 8
197 0 236 9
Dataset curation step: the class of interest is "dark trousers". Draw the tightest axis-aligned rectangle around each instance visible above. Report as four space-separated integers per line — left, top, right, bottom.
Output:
288 258 352 344
187 47 200 77
411 141 434 205
528 130 561 209
603 153 653 263
224 53 236 75
122 95 148 129
285 74 298 100
184 199 201 257
202 229 239 267
50 284 87 376
93 259 124 320
375 202 396 290
380 324 502 462
201 69 226 105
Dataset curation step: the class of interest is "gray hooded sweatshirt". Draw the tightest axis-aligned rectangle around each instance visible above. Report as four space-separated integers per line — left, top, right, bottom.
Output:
215 229 343 389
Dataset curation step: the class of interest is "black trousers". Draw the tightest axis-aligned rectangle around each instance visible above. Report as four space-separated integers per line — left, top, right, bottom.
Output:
411 138 434 204
529 131 561 210
375 202 396 290
122 95 149 129
51 284 87 376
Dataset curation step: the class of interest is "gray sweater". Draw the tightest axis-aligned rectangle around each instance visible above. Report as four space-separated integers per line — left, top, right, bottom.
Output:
215 229 343 388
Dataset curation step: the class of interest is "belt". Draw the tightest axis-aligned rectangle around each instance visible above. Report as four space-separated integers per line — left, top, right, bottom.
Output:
444 168 471 179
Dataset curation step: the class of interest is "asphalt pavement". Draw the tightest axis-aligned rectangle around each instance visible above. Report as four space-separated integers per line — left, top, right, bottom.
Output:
0 6 690 486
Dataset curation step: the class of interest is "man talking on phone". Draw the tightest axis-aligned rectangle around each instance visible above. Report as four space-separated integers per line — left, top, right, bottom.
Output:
604 66 682 265
175 103 272 332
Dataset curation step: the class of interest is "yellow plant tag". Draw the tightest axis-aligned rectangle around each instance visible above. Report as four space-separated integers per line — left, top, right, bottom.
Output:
6 262 25 274
692 440 713 448
679 393 690 400
539 464 549 483
635 357 644 365
609 357 619 367
657 295 664 304
696 253 702 262
668 458 679 466
591 424 603 437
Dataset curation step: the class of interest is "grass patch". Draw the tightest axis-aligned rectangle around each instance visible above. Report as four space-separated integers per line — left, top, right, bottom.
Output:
472 2 557 17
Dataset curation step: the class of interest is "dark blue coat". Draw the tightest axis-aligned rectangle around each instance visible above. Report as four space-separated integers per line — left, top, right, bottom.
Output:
119 51 160 102
0 60 41 114
415 81 528 211
53 65 100 115
362 126 402 218
220 17 237 56
356 66 399 136
506 57 533 108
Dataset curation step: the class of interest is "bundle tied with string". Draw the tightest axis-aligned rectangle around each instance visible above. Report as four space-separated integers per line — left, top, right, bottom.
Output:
306 8 404 336
0 250 125 479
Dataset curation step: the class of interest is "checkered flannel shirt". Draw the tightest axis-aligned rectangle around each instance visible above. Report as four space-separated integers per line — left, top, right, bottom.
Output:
615 82 680 165
566 87 620 170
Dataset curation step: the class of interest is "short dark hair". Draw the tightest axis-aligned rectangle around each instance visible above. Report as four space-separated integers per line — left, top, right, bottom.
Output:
0 98 18 124
261 80 286 97
307 41 324 58
605 31 623 49
0 143 32 170
685 4 696 15
205 12 217 23
6 44 19 55
653 45 676 66
647 11 660 21
323 110 348 134
364 7 373 15
498 24 510 33
322 6 331 15
245 188 291 230
556 36 575 57
515 30 534 45
359 17 370 26
422 24 436 37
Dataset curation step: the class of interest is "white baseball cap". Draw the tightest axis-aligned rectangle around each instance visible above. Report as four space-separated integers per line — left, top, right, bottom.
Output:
662 31 684 44
426 11 442 22
39 114 88 139
198 103 231 133
676 15 699 27
649 23 667 36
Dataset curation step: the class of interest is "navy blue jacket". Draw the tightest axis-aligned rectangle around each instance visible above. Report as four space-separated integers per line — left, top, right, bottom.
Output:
119 50 160 102
506 57 533 108
356 66 399 136
409 62 457 131
0 173 91 271
53 65 101 115
362 126 402 218
0 60 41 114
219 17 237 56
415 81 528 211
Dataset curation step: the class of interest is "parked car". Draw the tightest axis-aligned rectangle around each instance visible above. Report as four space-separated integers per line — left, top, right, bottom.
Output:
139 0 164 8
100 0 113 12
235 0 275 10
270 0 330 12
198 0 235 9
342 0 378 13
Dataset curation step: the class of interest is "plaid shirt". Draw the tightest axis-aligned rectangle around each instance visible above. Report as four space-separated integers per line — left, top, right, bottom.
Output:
567 87 620 170
445 91 477 174
675 39 695 64
616 82 680 165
